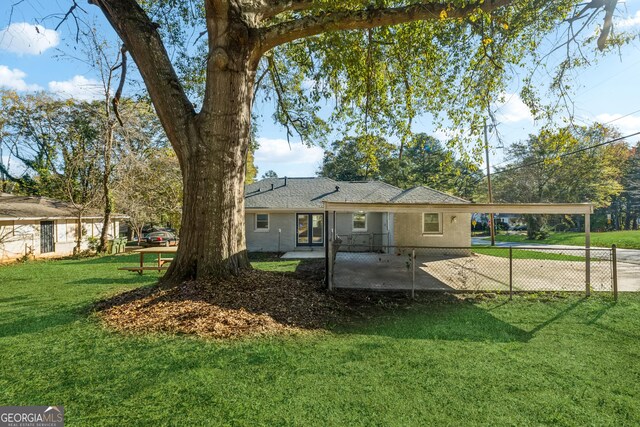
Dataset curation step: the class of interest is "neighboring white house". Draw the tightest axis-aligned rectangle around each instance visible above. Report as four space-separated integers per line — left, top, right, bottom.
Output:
244 177 471 253
0 193 125 262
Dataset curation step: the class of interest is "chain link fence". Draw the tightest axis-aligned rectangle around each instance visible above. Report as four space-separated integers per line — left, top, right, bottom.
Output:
328 242 617 298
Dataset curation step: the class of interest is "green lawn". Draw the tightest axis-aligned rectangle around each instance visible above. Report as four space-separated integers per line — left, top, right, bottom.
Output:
1 254 639 425
494 230 640 249
472 247 585 261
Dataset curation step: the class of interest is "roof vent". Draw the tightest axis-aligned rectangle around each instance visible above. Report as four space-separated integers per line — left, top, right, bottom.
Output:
335 186 340 192
284 176 287 186
271 183 274 190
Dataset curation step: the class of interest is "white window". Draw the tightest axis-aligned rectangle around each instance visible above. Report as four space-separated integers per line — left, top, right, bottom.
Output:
255 213 269 231
352 212 367 231
422 213 442 234
57 221 67 243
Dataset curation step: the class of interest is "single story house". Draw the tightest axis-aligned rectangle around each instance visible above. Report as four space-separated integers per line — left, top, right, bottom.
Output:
244 177 471 253
0 193 125 262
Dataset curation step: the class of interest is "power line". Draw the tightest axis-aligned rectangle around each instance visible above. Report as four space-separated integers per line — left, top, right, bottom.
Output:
487 108 640 170
478 130 640 182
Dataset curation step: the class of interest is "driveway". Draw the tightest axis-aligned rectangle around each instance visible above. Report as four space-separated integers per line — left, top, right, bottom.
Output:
472 237 640 291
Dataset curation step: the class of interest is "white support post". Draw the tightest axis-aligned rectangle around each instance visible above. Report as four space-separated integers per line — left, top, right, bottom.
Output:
328 236 334 291
411 249 416 300
585 213 591 296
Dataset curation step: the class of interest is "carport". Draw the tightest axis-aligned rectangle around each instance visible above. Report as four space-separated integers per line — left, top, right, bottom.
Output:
324 202 602 294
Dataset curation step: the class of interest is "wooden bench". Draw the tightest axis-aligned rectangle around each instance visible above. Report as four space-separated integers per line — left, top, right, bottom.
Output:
119 246 178 275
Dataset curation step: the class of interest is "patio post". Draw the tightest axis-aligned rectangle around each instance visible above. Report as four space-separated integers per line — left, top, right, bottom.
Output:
411 248 416 300
509 246 513 300
324 209 329 280
585 213 591 296
327 236 334 291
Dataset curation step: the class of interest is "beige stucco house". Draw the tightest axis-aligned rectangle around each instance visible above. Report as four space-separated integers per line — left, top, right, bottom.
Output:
244 177 471 253
0 193 125 262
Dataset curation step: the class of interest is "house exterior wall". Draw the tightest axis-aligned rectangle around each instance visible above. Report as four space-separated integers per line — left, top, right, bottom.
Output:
0 218 120 263
245 212 300 252
334 212 383 237
392 212 471 248
245 211 388 252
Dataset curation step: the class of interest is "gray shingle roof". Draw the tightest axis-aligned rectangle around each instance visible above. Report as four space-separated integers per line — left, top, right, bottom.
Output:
390 186 469 204
245 177 468 209
0 194 126 220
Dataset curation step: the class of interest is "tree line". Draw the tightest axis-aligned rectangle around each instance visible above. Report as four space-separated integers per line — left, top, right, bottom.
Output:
318 124 640 235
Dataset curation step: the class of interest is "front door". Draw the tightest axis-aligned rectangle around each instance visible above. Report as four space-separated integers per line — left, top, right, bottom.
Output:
40 221 55 253
296 213 324 246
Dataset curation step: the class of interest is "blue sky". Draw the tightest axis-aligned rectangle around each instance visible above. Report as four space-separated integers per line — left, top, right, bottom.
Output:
2 1 640 178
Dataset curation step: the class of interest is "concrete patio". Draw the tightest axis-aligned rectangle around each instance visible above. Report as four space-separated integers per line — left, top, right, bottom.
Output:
331 251 627 292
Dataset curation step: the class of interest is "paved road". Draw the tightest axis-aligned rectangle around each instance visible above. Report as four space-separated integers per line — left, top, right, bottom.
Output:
472 237 640 292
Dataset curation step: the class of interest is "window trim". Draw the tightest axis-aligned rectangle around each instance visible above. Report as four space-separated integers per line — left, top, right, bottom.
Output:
254 213 270 232
422 212 443 235
352 212 367 232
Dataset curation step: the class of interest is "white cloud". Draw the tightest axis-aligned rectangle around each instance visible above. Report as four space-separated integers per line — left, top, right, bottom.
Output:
595 113 640 136
255 137 324 177
617 10 640 28
0 22 59 56
432 128 469 142
0 65 42 91
493 93 534 124
48 75 104 101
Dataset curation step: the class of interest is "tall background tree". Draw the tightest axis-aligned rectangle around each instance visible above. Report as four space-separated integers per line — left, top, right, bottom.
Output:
491 124 628 237
319 133 482 199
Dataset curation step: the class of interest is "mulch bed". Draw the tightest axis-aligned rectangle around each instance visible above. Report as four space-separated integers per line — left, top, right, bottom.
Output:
95 269 356 339
95 263 503 339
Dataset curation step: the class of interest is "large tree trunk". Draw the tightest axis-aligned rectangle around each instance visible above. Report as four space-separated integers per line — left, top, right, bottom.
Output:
162 63 256 283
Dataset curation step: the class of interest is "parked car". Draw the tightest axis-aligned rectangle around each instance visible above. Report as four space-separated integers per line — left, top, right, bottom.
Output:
512 224 527 231
144 231 179 247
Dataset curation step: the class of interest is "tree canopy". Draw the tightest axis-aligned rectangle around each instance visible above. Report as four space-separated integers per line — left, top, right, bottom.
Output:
21 0 626 281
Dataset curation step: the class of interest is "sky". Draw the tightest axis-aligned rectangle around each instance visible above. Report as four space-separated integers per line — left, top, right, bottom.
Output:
2 1 640 179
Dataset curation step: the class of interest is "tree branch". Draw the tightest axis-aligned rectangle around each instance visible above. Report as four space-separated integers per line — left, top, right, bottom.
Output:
112 45 127 127
89 0 195 160
258 0 315 19
258 0 513 53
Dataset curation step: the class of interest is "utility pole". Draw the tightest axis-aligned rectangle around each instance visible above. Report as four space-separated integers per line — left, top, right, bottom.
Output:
484 119 495 246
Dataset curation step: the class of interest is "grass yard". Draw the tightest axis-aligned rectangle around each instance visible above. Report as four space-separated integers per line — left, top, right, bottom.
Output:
495 230 640 249
472 247 585 261
1 254 639 425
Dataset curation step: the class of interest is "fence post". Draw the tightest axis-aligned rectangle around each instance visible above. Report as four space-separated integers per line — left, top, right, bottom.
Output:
327 237 333 291
509 246 513 300
612 244 618 301
585 213 591 297
411 248 416 300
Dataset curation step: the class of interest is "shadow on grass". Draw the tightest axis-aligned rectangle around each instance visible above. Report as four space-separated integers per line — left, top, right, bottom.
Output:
335 296 532 343
527 298 586 336
0 306 81 338
68 276 160 286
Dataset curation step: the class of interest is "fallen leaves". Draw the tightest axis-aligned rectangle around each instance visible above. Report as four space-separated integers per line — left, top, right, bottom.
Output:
95 269 348 339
